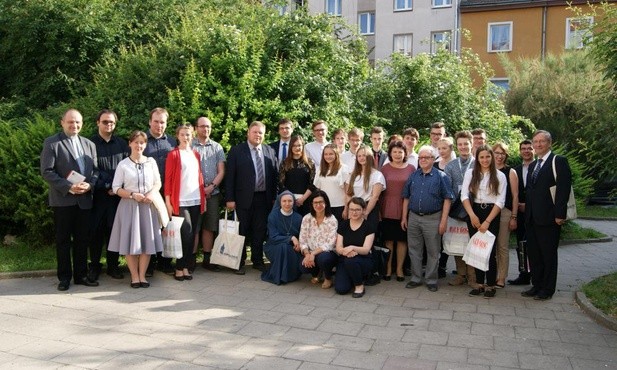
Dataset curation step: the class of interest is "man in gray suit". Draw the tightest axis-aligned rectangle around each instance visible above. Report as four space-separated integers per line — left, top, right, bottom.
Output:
40 109 100 291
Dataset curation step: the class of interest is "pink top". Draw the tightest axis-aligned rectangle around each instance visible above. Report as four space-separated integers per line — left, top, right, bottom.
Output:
380 163 415 220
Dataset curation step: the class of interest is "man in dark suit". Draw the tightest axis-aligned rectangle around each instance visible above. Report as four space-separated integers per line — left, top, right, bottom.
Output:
269 118 293 163
522 130 572 300
226 121 278 274
509 139 534 285
40 109 100 291
369 126 387 170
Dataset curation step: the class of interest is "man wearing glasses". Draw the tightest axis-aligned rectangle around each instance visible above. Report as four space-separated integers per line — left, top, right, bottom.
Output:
304 120 329 171
89 109 128 282
401 146 453 292
430 121 456 160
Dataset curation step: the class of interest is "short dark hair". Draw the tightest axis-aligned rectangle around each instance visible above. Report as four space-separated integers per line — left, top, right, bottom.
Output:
387 140 407 162
431 121 445 130
347 197 367 209
403 128 419 139
96 109 118 122
519 139 532 148
278 118 293 128
312 120 326 129
309 190 333 218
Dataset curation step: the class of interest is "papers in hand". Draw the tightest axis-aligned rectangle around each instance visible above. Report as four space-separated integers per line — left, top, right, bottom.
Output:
66 170 86 184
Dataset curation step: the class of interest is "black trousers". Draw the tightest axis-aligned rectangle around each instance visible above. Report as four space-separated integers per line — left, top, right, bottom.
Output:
53 206 91 282
175 205 201 270
90 196 120 271
236 192 270 265
526 221 561 295
515 211 529 274
466 203 500 287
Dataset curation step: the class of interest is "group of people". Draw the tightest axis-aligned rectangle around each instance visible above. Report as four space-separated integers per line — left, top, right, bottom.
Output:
41 110 572 302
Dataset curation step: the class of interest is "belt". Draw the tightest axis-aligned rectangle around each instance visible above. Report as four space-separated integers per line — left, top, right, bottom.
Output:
411 210 440 216
473 202 494 209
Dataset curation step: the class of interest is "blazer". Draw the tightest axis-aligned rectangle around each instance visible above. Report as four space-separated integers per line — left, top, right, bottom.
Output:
40 132 99 209
525 153 572 226
372 149 387 170
226 142 278 209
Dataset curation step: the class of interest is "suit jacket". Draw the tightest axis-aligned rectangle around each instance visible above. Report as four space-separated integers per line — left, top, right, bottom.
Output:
226 142 278 209
372 149 387 170
269 140 290 163
40 132 99 209
525 153 572 226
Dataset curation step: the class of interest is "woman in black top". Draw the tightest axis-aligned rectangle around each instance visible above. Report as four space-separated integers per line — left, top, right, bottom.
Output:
278 135 316 215
335 197 375 298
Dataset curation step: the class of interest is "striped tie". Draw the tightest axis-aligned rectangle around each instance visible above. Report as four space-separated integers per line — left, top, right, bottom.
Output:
254 147 265 191
531 158 543 184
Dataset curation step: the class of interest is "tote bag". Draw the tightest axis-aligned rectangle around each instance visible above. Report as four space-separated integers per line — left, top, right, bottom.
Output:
442 217 469 256
218 209 240 235
211 214 245 270
162 216 184 259
462 230 496 271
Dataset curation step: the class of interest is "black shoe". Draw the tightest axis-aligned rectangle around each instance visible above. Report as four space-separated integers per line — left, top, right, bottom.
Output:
383 275 392 281
438 268 446 279
74 277 99 287
235 266 246 275
57 280 70 291
145 266 154 278
130 282 141 289
252 263 266 272
106 268 124 279
364 274 381 286
521 287 539 297
352 289 365 298
534 292 552 301
468 287 485 296
396 276 405 282
183 274 193 281
87 268 100 282
174 272 185 281
427 284 438 292
406 281 422 289
140 281 150 288
508 276 531 285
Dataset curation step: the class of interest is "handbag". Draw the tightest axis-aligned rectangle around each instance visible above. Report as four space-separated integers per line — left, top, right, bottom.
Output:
549 156 577 220
442 217 469 256
162 216 184 259
211 213 245 270
218 209 240 235
448 194 469 222
462 230 496 271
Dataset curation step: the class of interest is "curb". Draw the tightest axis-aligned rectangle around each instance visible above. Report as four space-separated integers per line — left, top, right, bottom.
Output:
0 269 56 280
578 216 617 221
575 291 617 332
559 236 613 246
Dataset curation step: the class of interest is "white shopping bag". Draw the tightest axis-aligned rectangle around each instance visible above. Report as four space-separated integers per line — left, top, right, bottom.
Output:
162 216 184 259
218 209 240 235
443 217 469 256
462 230 496 271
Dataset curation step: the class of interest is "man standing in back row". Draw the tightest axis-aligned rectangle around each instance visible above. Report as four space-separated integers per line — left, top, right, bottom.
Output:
522 130 572 301
41 109 100 291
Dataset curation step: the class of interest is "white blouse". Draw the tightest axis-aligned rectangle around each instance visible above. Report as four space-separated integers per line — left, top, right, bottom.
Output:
460 168 507 209
179 149 200 206
112 157 161 194
313 164 350 207
347 169 386 201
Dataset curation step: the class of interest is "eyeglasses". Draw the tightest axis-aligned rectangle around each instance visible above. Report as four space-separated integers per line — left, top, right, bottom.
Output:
100 120 116 125
312 200 325 206
348 208 363 213
430 132 443 136
493 152 506 156
418 156 433 160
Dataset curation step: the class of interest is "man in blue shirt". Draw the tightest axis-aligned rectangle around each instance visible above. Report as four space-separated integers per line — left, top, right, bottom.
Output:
402 145 453 292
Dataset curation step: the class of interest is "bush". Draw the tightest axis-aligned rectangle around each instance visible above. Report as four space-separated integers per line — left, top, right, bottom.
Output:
0 116 58 244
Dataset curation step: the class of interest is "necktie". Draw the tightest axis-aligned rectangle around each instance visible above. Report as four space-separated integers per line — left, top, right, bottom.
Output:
281 142 287 161
531 158 543 184
72 137 86 174
254 147 265 191
374 151 379 167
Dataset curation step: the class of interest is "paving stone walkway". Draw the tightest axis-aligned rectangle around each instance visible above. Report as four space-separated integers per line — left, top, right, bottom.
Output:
0 220 616 369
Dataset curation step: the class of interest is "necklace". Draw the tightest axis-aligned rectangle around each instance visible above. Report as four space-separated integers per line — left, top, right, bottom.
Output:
281 214 294 236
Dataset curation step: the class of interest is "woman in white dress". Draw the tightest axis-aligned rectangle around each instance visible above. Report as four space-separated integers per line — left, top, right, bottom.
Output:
313 143 348 222
108 131 163 288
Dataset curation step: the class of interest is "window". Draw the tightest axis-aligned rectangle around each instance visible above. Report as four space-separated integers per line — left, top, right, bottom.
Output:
431 31 451 53
432 0 452 8
488 22 512 52
359 13 375 35
566 17 593 49
326 0 341 15
394 34 413 56
271 0 304 15
394 0 412 11
489 78 510 95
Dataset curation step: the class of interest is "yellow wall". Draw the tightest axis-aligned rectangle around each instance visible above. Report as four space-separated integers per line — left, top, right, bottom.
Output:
461 4 598 79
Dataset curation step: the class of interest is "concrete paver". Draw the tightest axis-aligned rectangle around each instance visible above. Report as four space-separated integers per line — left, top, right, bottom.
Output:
0 220 616 369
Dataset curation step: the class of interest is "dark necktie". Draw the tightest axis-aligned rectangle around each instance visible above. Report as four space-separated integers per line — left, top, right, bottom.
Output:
254 147 265 191
531 158 543 184
281 142 287 161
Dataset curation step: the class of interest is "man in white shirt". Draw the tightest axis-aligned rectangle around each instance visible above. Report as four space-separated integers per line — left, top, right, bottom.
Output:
269 118 293 163
340 127 364 169
402 128 419 169
304 120 329 170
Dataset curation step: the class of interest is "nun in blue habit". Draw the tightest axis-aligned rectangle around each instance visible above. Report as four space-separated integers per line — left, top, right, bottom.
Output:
261 191 303 285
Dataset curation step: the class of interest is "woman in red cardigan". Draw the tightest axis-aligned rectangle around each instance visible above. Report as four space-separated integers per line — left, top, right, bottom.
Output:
165 125 205 281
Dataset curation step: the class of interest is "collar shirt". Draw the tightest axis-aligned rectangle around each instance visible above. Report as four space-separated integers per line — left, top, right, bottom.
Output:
144 131 177 183
460 168 507 209
192 138 225 195
402 167 453 214
90 134 128 191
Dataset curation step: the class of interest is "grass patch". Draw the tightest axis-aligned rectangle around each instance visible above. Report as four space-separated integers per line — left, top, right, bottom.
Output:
561 221 605 240
578 205 617 219
582 272 617 319
0 241 56 272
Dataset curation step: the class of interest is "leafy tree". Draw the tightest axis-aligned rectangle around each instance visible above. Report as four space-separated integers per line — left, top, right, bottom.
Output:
356 49 528 147
502 50 617 180
585 2 617 86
